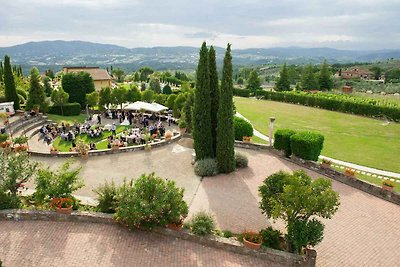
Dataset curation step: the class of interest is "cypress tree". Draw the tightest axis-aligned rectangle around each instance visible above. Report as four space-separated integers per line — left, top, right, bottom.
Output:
184 92 194 133
193 42 213 160
318 60 333 91
216 44 235 173
26 67 46 111
3 55 20 110
209 46 219 156
275 63 291 91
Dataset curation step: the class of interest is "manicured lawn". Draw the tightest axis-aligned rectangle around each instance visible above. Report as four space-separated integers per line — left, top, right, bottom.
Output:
52 125 131 152
234 97 400 173
47 114 88 124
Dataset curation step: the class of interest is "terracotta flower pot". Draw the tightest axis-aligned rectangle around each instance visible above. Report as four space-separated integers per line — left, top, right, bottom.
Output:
382 185 394 191
321 163 331 169
179 128 186 135
243 237 261 250
166 223 183 231
56 206 73 215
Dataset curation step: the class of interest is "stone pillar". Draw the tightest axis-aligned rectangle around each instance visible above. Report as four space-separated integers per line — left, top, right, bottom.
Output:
269 117 275 146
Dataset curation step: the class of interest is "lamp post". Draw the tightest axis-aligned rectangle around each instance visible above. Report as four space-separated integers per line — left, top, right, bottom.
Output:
269 117 275 146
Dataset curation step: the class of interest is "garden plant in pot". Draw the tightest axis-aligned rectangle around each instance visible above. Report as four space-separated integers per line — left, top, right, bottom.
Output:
178 120 187 134
242 231 262 249
321 158 332 168
0 134 11 148
50 197 74 214
164 130 173 141
382 180 395 191
12 136 29 152
76 141 90 159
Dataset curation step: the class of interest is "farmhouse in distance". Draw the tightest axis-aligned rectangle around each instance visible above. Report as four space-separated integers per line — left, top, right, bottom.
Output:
63 66 112 90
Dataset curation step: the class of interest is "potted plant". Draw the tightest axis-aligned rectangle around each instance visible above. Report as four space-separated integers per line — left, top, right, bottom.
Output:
242 231 262 250
345 168 355 178
321 158 332 168
0 133 10 148
12 136 29 152
76 141 89 159
164 130 173 141
50 197 74 215
178 120 187 134
382 180 395 191
50 146 59 155
242 136 251 143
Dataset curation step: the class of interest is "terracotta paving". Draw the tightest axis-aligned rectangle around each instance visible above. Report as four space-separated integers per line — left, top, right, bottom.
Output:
24 144 400 267
0 221 283 267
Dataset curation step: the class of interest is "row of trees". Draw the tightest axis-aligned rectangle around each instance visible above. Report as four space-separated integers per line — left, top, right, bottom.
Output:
193 42 235 173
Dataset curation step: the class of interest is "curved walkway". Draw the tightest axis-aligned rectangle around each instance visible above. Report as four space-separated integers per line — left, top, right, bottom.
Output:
0 221 281 267
26 144 400 267
236 112 400 179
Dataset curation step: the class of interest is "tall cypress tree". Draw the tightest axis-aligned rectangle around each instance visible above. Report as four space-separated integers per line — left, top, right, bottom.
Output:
216 44 235 173
209 46 219 156
3 55 20 110
275 63 291 91
193 42 213 160
26 67 46 111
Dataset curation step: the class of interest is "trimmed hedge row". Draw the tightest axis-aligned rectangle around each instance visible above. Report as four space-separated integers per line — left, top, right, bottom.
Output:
233 116 253 141
239 90 400 121
47 103 81 116
274 129 324 161
233 88 251 97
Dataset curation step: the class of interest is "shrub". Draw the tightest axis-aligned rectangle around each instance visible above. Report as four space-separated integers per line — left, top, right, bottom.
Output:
260 227 283 250
178 120 187 129
290 131 324 161
115 173 188 230
194 158 219 177
17 88 27 99
233 88 250 97
93 181 118 213
47 102 81 116
13 136 29 145
34 161 83 203
0 190 20 210
0 134 8 143
274 129 296 157
235 152 248 168
189 211 215 236
233 116 253 141
287 219 324 254
223 230 234 238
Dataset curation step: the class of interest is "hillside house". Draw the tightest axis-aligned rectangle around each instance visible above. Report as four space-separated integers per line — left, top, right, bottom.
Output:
63 67 112 91
339 68 373 80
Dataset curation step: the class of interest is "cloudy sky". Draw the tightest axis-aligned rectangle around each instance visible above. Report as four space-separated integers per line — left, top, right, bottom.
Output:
1 0 399 50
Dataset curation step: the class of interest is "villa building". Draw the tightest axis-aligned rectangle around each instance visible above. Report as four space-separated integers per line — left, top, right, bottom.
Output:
63 66 112 91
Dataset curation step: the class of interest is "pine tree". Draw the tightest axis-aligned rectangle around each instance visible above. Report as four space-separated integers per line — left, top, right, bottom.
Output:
275 63 291 91
26 67 46 111
193 42 213 160
3 55 20 110
318 60 333 91
301 65 319 90
209 46 219 156
216 44 235 173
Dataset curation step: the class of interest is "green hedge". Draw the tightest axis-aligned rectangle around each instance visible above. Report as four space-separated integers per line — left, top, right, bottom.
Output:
233 116 253 140
290 131 324 161
274 129 296 157
233 88 250 97
47 102 81 116
248 91 400 122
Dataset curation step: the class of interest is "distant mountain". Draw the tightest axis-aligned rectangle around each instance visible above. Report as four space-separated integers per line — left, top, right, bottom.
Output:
0 40 399 73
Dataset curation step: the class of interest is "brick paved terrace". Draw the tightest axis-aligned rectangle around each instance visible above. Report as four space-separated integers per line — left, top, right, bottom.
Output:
0 221 284 267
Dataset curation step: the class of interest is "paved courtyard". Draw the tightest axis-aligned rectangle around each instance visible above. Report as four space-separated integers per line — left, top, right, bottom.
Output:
21 142 400 266
0 221 282 267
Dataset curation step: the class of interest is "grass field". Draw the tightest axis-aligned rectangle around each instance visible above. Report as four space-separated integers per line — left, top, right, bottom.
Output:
47 114 88 124
234 97 400 173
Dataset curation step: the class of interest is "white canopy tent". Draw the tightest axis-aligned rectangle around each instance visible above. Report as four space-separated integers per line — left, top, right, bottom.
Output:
122 101 168 113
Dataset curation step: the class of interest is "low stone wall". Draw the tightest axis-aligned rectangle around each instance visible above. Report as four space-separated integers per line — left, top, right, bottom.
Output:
28 133 182 158
0 209 316 267
234 141 400 206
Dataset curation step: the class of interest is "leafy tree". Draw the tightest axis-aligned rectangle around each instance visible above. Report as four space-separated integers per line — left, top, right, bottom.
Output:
180 81 191 93
209 46 219 156
3 55 20 110
385 68 400 82
140 82 146 91
43 76 53 97
154 94 166 105
259 170 340 253
133 72 140 82
166 94 177 110
112 68 125 82
126 85 141 102
86 91 99 113
99 87 112 109
370 66 382 80
237 77 244 85
318 60 333 91
246 70 261 93
275 63 291 91
62 72 95 107
184 92 194 133
51 88 69 116
162 84 172 94
149 78 161 93
173 93 187 118
216 44 235 173
193 42 213 160
111 86 128 109
26 67 46 111
45 69 55 79
301 65 319 90
141 89 154 103
139 66 154 81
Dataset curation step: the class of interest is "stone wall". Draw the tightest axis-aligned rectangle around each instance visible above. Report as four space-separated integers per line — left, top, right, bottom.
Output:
0 209 316 267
